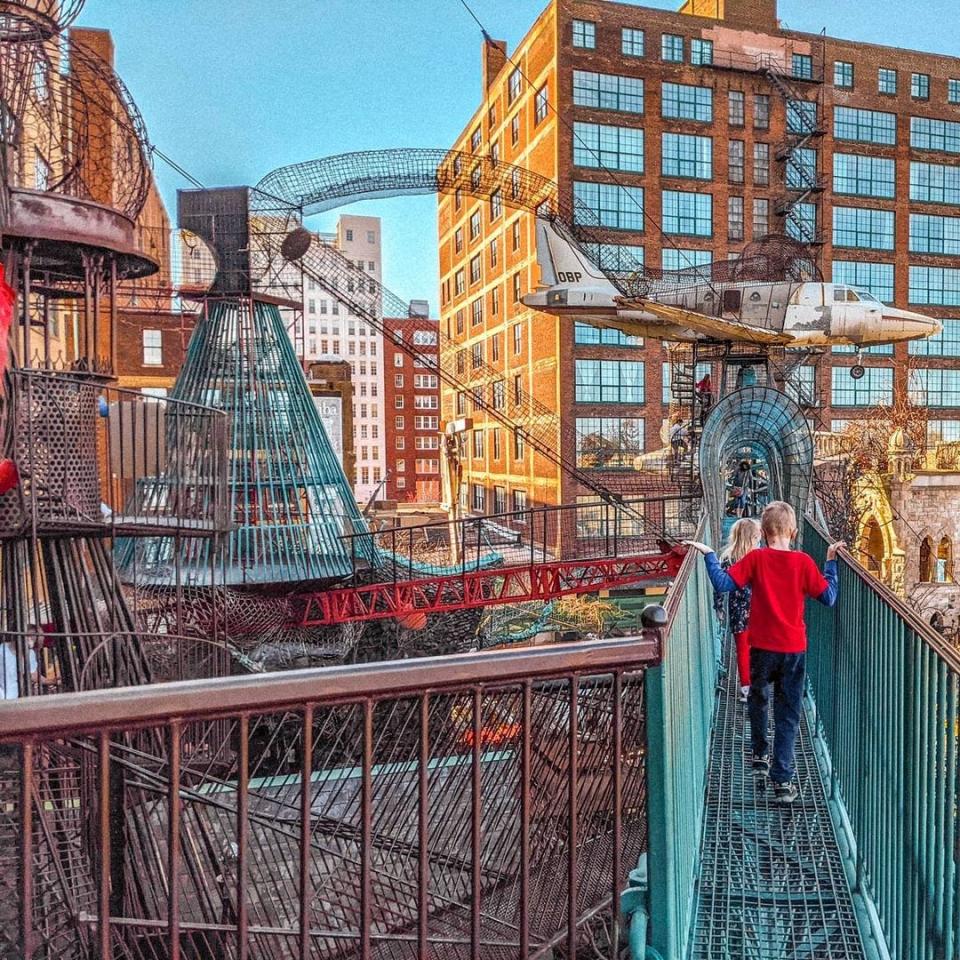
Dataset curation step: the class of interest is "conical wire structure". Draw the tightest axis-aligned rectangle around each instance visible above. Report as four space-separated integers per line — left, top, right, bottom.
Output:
119 298 371 587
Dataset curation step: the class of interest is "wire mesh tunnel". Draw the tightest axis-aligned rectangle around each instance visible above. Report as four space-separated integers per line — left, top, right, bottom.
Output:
698 386 814 546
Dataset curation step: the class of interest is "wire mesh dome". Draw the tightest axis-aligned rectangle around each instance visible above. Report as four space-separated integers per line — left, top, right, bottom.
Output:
0 0 86 40
0 33 151 220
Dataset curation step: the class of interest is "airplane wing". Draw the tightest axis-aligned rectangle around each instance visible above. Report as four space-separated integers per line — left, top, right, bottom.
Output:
617 298 794 345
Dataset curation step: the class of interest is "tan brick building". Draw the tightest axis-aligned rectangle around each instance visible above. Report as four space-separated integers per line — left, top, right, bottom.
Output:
439 0 960 526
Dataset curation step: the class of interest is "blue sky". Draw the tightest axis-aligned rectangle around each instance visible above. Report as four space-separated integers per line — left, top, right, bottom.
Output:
77 0 960 311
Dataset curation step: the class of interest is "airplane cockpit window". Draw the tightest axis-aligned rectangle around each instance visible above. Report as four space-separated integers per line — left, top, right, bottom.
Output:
845 289 861 302
833 286 861 302
854 288 881 304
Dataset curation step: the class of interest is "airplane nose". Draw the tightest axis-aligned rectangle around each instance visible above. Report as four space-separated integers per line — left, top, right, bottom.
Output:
886 308 942 342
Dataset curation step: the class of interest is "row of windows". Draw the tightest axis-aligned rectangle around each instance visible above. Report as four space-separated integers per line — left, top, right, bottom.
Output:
834 62 956 104
575 359 645 404
467 484 529 516
571 19 713 68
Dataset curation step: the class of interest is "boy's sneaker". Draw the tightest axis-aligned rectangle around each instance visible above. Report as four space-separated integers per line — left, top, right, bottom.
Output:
751 753 769 774
773 781 799 804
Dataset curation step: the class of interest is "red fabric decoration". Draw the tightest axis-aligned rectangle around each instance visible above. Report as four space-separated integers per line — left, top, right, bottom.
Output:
0 458 19 494
0 264 13 377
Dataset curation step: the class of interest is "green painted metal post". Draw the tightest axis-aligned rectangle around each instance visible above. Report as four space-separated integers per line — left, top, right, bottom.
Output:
644 539 718 959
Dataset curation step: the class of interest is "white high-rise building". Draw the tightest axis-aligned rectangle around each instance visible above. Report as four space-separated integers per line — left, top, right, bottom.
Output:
298 214 385 504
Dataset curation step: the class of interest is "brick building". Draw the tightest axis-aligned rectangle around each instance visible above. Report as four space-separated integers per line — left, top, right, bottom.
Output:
439 0 960 526
384 310 442 503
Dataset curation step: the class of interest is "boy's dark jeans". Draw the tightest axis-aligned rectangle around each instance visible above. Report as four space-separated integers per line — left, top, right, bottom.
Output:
748 648 805 785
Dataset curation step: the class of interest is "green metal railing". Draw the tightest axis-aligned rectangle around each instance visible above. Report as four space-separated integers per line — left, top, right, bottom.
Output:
643 524 719 959
806 518 960 960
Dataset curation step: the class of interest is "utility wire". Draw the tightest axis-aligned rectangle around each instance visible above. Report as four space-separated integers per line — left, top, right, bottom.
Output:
151 145 206 190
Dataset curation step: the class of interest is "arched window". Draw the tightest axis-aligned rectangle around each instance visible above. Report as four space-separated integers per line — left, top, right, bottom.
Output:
937 537 953 583
920 537 934 583
859 517 884 576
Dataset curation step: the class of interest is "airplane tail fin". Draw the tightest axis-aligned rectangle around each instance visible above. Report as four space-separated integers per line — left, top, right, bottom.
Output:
535 218 610 289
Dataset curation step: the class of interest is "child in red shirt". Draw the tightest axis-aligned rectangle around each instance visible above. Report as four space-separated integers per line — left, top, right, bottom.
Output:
686 501 844 804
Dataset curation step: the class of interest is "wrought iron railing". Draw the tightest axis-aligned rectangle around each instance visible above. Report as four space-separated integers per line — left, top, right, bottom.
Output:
805 518 960 959
0 632 661 960
1 370 230 538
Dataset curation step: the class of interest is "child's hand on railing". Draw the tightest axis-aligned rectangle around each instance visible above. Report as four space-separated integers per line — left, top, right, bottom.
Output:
826 541 847 561
683 541 712 556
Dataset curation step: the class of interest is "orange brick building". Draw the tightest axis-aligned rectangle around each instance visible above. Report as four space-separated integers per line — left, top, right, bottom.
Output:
384 314 442 503
439 0 960 526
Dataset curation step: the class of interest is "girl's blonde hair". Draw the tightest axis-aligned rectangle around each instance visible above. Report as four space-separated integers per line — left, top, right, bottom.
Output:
720 518 761 564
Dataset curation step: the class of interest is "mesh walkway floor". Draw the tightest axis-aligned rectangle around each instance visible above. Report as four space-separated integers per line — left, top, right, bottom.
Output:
688 643 869 959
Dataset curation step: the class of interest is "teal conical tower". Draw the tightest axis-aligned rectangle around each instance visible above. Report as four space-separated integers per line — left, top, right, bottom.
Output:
119 298 370 586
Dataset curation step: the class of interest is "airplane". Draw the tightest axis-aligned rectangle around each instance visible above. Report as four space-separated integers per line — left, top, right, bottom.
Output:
522 218 942 361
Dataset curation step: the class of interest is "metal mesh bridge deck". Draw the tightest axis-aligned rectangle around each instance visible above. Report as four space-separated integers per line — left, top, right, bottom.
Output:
688 640 868 958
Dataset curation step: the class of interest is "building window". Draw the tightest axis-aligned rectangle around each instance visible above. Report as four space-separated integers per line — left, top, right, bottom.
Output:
492 486 506 515
573 19 595 49
469 210 481 239
910 117 960 154
661 33 683 62
535 85 548 124
911 160 960 205
512 273 522 303
662 249 712 276
576 497 644 539
508 67 522 103
834 106 896 144
910 319 960 356
573 70 644 113
662 190 712 237
414 395 439 410
345 229 353 241
471 298 483 326
785 365 818 407
513 374 523 405
574 122 644 172
394 373 404 388
912 72 930 100
752 198 769 239
661 132 711 180
514 430 525 461
575 322 642 346
834 153 896 198
910 369 960 407
622 28 644 57
661 82 712 122
909 266 960 305
786 147 818 190
395 416 405 430
879 68 897 95
754 94 770 130
786 99 818 134
950 79 960 105
662 361 711 404
834 61 854 89
472 484 486 513
455 269 465 295
512 219 521 251
489 237 499 268
395 396 404 409
691 38 713 65
489 189 503 220
492 379 506 410
728 91 745 126
142 330 162 366
511 114 520 145
472 430 484 458
491 429 501 460
469 255 481 285
513 323 522 354
470 343 483 369
792 53 813 80
396 437 405 451
512 489 527 514
832 207 895 251
787 203 818 244
455 310 464 334
831 366 893 407
728 196 744 241
575 359 645 403
576 417 645 468
573 181 645 231
753 142 770 186
582 243 644 276
833 260 895 302
471 126 482 151
909 214 960 255
491 287 500 316
728 140 744 184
